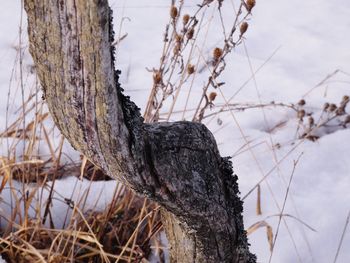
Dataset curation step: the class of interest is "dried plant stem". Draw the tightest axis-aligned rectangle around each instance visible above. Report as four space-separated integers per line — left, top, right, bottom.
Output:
333 209 350 263
268 155 302 263
165 10 209 121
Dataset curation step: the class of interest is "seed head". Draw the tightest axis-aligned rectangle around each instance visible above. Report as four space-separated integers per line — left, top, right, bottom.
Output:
153 71 162 84
246 0 256 12
186 28 194 39
240 22 249 35
298 99 306 106
323 102 330 111
187 64 195 75
209 92 217 102
341 95 350 107
175 34 183 43
213 47 223 61
183 14 190 25
336 105 346 116
329 103 337 112
170 6 178 19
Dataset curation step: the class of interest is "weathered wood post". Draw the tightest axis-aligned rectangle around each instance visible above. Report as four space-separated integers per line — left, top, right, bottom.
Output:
24 0 256 262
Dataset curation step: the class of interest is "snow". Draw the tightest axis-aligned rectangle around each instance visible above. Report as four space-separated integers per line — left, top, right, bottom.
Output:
1 1 350 263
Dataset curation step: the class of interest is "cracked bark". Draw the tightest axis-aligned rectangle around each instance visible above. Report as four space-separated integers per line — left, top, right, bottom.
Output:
24 0 256 262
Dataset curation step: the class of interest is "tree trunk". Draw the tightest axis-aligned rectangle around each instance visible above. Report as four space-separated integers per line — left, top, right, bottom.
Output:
24 0 256 262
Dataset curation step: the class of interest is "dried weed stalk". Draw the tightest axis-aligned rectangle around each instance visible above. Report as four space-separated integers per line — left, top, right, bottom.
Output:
295 95 350 141
143 0 256 123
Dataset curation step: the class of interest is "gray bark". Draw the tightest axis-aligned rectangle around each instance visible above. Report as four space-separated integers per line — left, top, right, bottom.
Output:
24 0 256 262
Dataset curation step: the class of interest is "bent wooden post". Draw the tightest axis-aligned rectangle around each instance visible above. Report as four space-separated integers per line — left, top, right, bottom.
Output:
24 0 256 262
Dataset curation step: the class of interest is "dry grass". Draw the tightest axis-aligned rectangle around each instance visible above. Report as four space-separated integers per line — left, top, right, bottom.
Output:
0 91 164 262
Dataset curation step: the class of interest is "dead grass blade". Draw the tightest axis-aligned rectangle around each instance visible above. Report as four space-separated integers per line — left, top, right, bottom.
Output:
247 220 274 252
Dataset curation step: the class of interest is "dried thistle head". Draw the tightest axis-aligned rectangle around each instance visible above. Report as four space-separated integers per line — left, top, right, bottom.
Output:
240 22 249 36
298 99 306 106
175 34 183 43
213 47 223 61
186 28 194 39
323 102 330 111
336 105 346 116
170 6 178 20
209 92 217 102
153 71 162 84
246 0 256 12
183 14 190 25
187 64 195 75
329 103 337 112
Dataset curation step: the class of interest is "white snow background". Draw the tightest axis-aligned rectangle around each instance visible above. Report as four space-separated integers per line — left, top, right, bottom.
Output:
1 1 350 262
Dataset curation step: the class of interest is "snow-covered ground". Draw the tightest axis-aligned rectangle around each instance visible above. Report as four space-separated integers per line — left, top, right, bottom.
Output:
1 1 350 262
